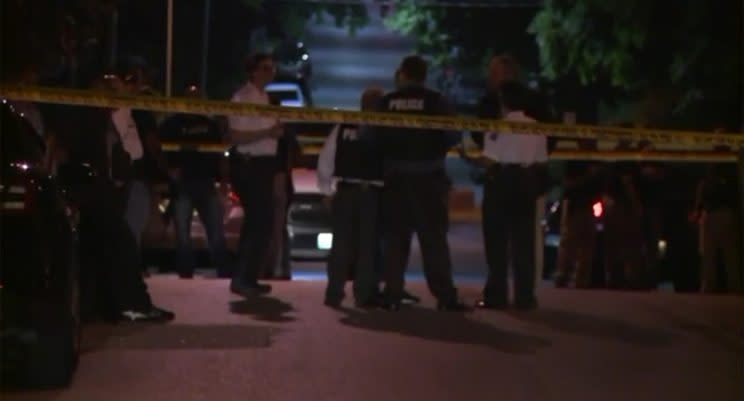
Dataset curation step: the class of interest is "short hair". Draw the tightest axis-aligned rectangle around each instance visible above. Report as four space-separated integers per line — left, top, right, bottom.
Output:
490 53 521 79
497 81 530 113
245 53 274 76
398 55 427 83
360 87 384 111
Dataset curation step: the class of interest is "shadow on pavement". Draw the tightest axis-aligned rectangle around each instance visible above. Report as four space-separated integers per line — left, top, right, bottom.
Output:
82 323 278 352
337 307 551 354
229 296 296 323
506 307 675 347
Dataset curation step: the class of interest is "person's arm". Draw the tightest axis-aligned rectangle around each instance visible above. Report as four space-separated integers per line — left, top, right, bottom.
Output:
227 91 283 144
472 94 500 148
317 125 339 196
228 121 283 144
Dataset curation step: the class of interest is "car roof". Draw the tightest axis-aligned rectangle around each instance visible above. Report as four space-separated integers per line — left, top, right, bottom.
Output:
266 82 302 91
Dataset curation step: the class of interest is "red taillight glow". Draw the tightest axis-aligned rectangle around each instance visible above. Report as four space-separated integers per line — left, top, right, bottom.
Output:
228 191 241 203
592 201 603 218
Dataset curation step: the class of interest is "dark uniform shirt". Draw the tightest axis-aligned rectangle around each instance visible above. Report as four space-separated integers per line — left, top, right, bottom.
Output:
333 123 383 182
159 113 224 180
701 164 740 211
374 84 460 166
564 161 604 213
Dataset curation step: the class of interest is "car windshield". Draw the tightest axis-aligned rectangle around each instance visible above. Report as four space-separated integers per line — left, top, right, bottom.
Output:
268 90 300 102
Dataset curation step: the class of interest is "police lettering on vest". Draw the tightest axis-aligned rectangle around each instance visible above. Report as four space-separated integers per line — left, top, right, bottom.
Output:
334 124 383 182
376 85 460 164
341 126 359 141
388 98 425 111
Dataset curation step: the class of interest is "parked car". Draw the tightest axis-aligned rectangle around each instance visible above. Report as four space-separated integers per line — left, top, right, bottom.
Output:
0 102 84 388
143 167 333 267
266 82 309 108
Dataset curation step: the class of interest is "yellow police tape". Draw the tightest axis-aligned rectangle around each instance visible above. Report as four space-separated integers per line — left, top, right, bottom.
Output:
160 142 739 163
2 84 743 147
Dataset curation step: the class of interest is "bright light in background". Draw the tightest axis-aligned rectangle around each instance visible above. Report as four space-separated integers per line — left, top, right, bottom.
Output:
301 54 309 61
592 201 603 218
317 233 333 250
224 151 230 157
297 42 304 48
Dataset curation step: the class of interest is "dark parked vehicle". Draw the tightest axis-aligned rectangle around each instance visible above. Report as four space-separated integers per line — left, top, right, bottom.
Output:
0 102 85 388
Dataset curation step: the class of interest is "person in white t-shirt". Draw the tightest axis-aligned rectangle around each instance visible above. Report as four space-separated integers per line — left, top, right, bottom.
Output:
227 53 284 297
476 81 548 311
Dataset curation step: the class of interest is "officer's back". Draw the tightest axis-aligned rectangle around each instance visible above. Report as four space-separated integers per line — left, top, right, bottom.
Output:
376 61 458 165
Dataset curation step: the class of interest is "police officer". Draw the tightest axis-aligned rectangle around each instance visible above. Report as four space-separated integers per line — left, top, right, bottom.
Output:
317 87 386 308
159 83 231 279
372 55 467 311
227 53 283 297
476 82 548 310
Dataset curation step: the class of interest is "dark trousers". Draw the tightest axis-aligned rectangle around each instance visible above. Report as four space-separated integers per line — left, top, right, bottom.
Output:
382 170 457 304
172 178 229 276
325 184 380 303
482 164 545 306
79 180 152 320
229 155 278 287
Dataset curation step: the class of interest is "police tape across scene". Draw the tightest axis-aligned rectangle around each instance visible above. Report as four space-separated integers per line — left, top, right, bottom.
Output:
2 84 743 147
160 142 739 163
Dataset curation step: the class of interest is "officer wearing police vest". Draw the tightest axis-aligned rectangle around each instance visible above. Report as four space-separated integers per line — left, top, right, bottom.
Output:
317 87 386 308
371 55 467 311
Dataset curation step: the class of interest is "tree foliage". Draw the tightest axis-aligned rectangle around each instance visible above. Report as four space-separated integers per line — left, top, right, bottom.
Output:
384 0 539 73
242 0 369 41
529 0 743 127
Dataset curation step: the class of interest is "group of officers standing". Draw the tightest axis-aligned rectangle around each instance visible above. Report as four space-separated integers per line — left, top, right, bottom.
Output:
307 54 549 311
17 46 738 323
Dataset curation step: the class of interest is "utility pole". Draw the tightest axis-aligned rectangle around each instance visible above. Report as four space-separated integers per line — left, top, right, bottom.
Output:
200 0 212 96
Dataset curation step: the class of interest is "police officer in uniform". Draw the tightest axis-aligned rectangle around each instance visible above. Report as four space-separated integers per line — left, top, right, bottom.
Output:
227 53 283 297
476 82 548 310
372 55 467 311
318 87 386 308
159 83 230 279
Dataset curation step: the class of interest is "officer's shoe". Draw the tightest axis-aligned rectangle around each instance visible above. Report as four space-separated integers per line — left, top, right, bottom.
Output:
324 298 342 309
380 300 402 311
401 290 421 305
355 297 383 310
436 300 471 312
230 282 272 297
474 299 509 310
120 306 175 323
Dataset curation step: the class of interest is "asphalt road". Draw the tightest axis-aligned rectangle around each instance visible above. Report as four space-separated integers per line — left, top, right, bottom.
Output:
3 276 742 401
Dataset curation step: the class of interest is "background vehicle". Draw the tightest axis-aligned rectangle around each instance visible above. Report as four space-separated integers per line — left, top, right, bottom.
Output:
0 102 82 388
266 82 309 108
143 167 333 270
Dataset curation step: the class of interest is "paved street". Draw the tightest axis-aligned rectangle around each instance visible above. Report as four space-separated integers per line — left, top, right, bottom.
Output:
304 3 415 109
3 275 743 401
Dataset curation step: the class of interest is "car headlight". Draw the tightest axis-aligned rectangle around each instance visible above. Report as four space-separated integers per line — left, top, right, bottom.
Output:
317 233 333 250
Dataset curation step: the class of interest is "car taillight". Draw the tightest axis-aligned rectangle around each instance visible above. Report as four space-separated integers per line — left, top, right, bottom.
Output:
228 191 241 203
592 201 603 218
